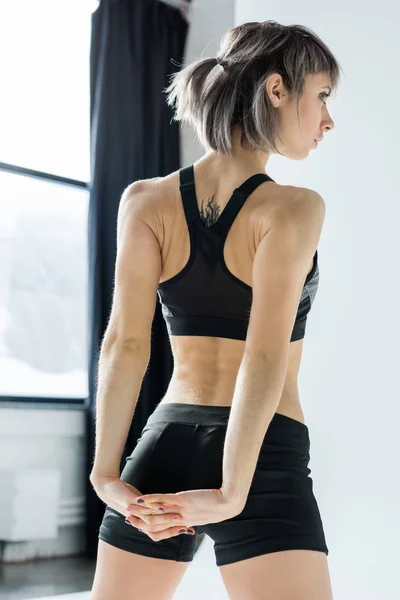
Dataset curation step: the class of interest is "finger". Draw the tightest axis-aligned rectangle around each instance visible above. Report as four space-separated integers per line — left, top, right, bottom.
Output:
136 494 181 508
126 516 194 537
137 519 190 534
125 516 149 530
134 512 184 527
137 502 182 513
127 502 181 516
143 513 184 527
127 504 171 518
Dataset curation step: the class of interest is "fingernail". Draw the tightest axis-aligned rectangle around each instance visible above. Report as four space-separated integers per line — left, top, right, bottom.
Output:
136 499 145 504
138 528 143 533
159 507 165 512
179 529 187 534
125 518 131 524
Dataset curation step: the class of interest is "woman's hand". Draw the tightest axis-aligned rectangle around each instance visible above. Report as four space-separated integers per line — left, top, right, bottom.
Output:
90 475 196 541
131 488 245 529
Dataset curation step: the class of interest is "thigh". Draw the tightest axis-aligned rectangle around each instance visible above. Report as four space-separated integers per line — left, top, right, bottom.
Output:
219 549 333 600
90 539 190 600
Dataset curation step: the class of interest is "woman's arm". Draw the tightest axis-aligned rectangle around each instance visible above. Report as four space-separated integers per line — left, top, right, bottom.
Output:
89 181 162 481
220 190 326 506
90 339 150 480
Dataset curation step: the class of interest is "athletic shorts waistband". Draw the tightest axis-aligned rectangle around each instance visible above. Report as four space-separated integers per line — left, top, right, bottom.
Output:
146 402 309 435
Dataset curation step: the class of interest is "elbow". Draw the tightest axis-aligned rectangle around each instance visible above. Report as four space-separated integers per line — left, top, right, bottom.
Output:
102 334 150 357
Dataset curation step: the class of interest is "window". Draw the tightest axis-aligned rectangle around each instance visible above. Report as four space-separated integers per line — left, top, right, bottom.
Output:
0 1 93 402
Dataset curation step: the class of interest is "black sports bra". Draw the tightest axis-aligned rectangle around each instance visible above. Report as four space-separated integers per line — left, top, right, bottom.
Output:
157 165 319 342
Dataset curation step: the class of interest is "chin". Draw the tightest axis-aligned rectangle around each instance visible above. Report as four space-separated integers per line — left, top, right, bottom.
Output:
280 148 310 161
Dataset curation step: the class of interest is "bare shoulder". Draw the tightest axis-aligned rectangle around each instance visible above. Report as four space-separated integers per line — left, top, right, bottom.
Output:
119 176 174 243
119 176 170 215
273 183 325 212
260 183 325 235
121 176 164 204
293 185 326 211
282 185 325 224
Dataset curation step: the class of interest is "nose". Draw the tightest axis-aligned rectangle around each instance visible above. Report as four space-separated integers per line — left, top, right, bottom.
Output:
322 109 335 133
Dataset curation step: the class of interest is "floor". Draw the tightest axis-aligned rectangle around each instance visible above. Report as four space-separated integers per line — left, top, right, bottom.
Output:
0 556 95 600
0 535 230 600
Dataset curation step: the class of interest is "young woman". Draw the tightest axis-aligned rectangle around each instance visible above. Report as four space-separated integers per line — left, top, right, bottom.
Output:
90 20 341 600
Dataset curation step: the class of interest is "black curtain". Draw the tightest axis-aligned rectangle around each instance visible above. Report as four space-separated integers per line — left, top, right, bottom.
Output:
84 0 204 558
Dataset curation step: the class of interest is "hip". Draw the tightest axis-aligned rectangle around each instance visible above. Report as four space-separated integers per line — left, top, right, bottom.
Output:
123 402 312 498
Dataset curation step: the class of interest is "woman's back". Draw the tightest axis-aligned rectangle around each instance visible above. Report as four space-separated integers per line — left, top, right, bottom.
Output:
146 153 317 423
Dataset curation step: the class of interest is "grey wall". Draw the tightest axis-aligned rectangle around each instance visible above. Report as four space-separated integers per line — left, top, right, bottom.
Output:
181 0 235 165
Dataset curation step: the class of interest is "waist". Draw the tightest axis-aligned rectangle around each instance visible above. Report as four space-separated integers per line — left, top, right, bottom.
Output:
158 384 305 425
151 401 308 433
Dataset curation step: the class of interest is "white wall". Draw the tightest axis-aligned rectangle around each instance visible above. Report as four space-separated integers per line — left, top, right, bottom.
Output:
0 408 86 561
234 3 400 600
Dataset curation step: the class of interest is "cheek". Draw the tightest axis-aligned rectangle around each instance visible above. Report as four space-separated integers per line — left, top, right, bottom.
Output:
299 99 319 123
299 110 320 141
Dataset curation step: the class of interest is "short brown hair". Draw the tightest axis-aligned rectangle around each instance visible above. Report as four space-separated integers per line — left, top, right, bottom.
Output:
164 21 342 155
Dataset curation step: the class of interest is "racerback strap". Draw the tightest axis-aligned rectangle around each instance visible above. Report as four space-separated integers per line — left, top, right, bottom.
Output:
179 164 275 231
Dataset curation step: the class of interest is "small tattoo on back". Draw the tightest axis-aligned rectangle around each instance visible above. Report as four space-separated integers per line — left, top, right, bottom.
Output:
199 195 221 227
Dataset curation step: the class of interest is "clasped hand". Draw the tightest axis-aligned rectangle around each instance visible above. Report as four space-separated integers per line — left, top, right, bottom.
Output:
90 474 244 542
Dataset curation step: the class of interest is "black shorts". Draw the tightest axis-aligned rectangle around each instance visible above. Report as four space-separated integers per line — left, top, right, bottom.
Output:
98 402 329 567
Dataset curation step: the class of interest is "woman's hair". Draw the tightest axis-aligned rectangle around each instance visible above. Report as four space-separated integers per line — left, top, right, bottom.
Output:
164 21 342 155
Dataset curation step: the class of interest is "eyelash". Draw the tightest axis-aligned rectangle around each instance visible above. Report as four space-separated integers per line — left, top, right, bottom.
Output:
320 93 329 105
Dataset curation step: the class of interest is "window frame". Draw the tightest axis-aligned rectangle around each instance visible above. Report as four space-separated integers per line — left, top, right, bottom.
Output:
0 161 89 408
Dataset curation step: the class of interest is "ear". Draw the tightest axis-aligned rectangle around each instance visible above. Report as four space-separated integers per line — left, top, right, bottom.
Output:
265 73 287 107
